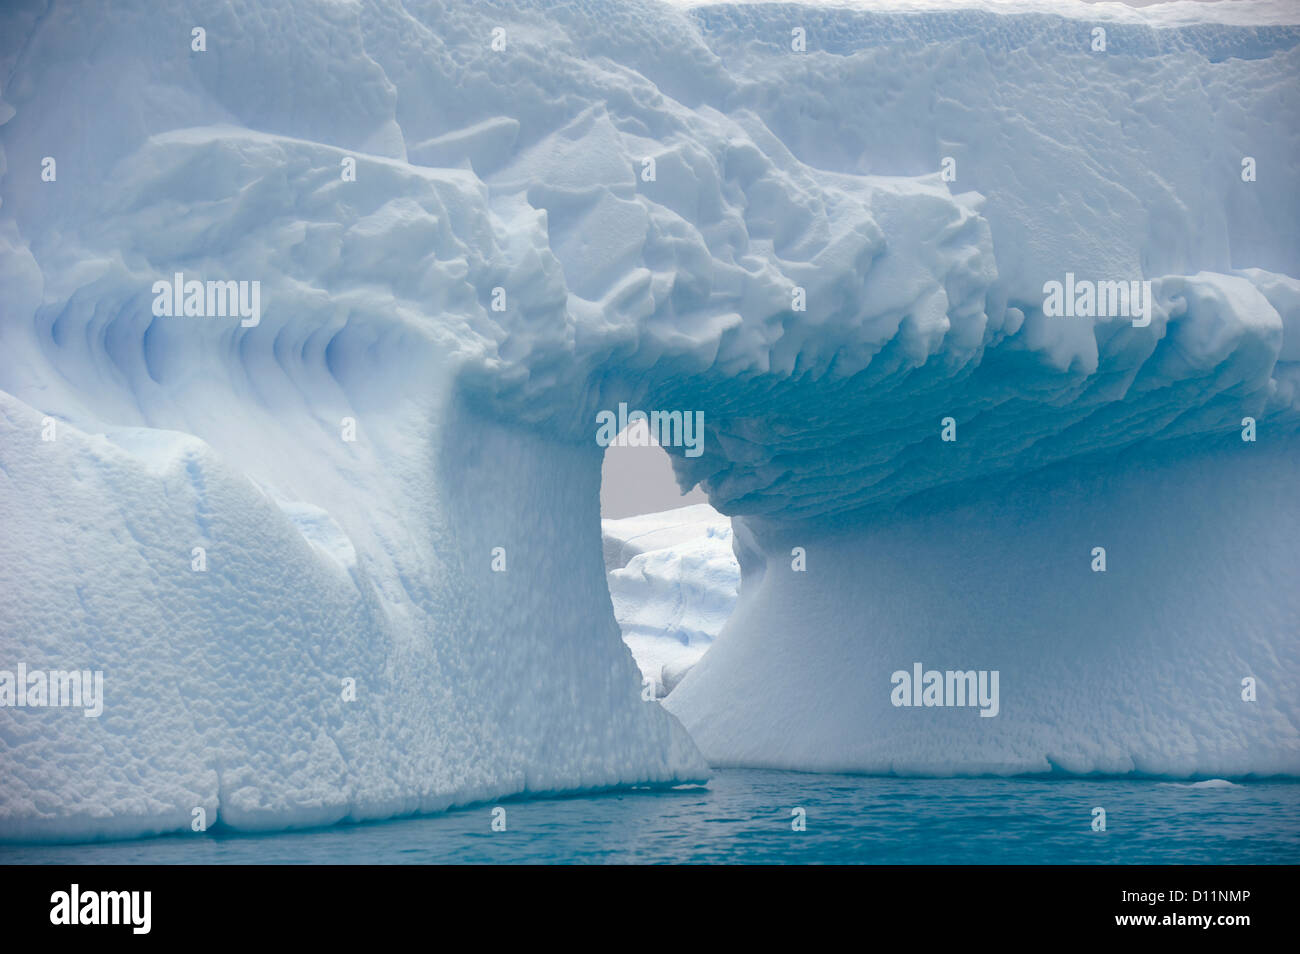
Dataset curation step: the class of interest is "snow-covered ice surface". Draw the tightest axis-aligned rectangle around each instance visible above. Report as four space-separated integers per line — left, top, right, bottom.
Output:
602 505 738 696
603 504 732 573
1 0 1298 840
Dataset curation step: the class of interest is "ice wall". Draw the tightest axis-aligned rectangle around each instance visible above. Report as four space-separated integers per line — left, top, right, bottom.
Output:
667 439 1300 776
0 381 708 842
1 0 1298 841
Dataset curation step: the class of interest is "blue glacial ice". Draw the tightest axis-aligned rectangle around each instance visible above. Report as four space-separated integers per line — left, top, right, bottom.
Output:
1 0 1298 841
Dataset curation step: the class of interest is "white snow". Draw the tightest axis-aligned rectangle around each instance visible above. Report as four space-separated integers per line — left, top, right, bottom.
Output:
602 503 731 571
1 0 1298 839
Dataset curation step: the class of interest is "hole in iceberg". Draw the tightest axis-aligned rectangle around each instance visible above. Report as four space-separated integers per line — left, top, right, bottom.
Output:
599 420 739 700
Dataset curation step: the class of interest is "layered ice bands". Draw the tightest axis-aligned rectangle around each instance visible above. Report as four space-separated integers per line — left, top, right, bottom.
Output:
1 0 1299 840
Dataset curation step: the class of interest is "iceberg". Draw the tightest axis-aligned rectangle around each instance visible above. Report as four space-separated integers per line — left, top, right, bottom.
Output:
1 0 1298 840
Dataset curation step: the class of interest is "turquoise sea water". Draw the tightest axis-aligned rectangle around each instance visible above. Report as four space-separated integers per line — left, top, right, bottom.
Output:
4 771 1298 864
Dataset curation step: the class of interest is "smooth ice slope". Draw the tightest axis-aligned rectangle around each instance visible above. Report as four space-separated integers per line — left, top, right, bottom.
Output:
1 0 1299 841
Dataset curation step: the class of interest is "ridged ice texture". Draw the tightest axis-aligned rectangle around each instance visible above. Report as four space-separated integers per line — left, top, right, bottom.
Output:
1 0 1298 838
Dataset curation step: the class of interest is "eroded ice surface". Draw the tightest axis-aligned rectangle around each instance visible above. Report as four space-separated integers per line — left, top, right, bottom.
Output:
2 0 1299 840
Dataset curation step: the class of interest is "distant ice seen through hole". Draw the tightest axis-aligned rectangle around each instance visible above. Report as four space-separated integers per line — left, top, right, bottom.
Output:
600 420 741 700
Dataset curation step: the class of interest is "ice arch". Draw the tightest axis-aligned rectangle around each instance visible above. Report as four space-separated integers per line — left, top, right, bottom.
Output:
2 0 1299 840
